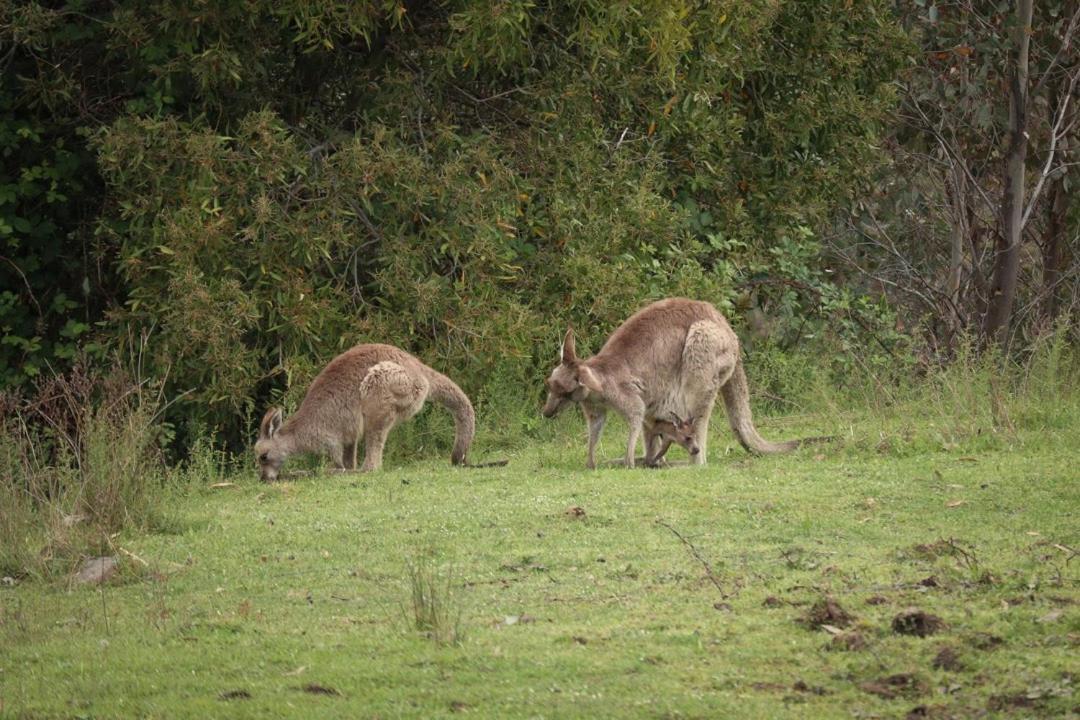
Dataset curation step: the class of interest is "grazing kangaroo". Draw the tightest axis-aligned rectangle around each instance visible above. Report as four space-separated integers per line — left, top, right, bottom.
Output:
255 344 475 480
643 414 700 467
541 297 808 469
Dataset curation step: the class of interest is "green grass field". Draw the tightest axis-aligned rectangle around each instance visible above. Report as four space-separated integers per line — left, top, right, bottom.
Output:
2 398 1078 719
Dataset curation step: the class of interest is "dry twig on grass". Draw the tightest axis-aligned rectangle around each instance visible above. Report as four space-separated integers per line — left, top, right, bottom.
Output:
655 520 739 600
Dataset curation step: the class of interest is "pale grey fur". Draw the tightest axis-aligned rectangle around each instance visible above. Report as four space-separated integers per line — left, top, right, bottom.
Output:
255 344 474 480
541 298 802 469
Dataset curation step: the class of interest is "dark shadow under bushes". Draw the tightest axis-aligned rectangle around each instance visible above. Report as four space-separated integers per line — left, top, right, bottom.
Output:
0 363 171 579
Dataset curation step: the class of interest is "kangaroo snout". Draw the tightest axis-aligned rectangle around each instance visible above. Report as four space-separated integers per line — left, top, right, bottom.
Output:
541 395 566 418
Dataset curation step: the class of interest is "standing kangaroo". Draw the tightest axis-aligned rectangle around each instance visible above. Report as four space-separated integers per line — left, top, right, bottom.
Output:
541 297 805 469
255 344 475 480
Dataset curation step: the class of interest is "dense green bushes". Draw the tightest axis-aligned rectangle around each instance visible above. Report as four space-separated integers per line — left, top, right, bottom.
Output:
3 1 916 445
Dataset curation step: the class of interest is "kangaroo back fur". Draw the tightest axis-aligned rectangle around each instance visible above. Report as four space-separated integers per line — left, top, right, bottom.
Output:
254 344 475 480
541 297 813 468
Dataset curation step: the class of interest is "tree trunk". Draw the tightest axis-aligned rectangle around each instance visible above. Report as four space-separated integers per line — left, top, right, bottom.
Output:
1039 63 1079 327
1040 175 1068 324
982 0 1034 347
943 164 968 347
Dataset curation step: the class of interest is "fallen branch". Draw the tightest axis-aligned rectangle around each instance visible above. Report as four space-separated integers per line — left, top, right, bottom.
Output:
464 459 509 468
117 547 149 567
655 520 737 599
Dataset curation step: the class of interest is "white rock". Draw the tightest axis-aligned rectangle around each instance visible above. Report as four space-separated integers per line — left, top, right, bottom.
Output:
75 556 118 584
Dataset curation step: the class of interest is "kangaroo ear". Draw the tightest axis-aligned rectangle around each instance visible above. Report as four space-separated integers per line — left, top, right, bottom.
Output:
260 407 284 439
669 412 683 425
561 327 577 365
577 365 603 394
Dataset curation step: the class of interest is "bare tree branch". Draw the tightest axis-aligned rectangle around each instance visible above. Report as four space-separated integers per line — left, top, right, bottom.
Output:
1022 67 1080 229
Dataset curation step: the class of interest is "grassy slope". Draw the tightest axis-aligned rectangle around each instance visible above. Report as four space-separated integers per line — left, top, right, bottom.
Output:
2 407 1078 719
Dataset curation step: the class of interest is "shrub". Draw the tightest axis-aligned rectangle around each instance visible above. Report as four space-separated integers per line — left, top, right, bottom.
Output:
71 0 911 450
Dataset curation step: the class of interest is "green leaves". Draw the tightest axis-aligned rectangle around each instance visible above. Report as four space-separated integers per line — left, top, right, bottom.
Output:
3 0 916 444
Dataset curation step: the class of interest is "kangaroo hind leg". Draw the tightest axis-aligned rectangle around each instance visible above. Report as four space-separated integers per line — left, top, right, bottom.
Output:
358 361 429 472
359 415 394 472
680 322 733 466
342 441 358 470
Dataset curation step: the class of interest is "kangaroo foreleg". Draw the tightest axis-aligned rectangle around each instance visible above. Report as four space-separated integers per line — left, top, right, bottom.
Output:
624 421 643 468
323 439 348 470
644 431 661 465
648 437 674 466
584 406 607 470
608 392 646 469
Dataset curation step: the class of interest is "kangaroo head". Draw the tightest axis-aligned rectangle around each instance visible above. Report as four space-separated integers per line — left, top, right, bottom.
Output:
541 327 603 418
254 407 288 481
656 413 700 457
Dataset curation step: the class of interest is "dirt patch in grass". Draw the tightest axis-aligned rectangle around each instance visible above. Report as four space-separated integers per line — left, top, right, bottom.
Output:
932 645 963 671
910 540 953 559
830 631 868 651
802 596 853 629
986 693 1038 712
792 680 830 695
859 673 929 700
892 608 945 636
500 556 548 574
908 538 979 566
749 680 830 696
966 632 1004 650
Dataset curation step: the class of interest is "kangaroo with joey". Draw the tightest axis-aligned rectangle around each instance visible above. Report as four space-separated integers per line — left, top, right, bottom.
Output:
541 297 819 469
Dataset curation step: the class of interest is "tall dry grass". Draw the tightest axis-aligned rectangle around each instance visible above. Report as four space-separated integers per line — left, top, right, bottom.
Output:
0 363 168 578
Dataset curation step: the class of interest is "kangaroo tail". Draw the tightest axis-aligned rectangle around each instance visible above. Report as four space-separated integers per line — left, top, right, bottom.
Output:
425 369 476 466
721 358 803 454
